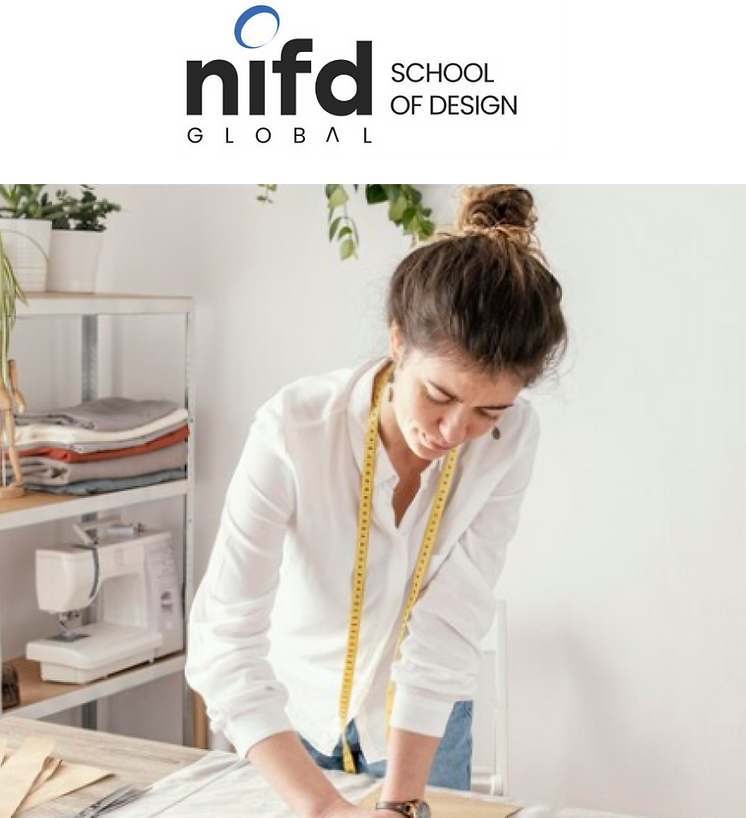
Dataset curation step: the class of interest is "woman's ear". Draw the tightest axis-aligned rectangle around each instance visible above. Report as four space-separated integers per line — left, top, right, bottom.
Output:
388 323 404 363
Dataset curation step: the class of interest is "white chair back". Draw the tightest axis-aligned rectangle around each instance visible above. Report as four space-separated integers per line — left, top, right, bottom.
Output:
471 598 508 796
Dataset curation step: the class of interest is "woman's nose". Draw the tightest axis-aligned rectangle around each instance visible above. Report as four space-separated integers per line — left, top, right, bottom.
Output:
439 408 469 445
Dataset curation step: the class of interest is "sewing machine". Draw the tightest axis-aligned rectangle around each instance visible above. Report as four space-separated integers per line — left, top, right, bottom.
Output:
25 518 183 684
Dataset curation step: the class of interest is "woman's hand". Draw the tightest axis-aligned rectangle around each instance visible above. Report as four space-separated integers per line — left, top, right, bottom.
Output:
314 801 411 818
248 733 378 818
314 799 374 818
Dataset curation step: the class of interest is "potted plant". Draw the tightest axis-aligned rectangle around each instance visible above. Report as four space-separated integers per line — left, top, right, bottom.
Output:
47 185 122 293
0 184 55 292
0 229 27 498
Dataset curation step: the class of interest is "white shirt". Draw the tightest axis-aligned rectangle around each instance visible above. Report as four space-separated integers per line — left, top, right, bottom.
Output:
186 358 540 762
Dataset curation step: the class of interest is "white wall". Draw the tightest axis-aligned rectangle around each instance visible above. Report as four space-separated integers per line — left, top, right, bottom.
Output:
5 185 745 818
495 186 746 818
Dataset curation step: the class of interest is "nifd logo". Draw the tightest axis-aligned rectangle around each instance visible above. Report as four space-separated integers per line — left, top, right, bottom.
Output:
186 5 373 116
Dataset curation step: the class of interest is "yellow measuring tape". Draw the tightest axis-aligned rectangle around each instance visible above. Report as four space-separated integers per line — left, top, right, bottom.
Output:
338 362 460 773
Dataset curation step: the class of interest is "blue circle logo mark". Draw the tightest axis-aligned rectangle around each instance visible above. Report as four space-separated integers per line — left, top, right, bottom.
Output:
234 5 281 49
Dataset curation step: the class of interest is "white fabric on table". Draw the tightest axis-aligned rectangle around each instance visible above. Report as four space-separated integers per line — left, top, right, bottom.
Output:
106 750 646 818
111 752 377 818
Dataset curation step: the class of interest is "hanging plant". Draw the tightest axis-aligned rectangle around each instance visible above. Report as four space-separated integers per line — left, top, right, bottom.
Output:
257 184 435 260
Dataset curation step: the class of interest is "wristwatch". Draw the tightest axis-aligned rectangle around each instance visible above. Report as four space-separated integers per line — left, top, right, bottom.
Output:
374 800 431 818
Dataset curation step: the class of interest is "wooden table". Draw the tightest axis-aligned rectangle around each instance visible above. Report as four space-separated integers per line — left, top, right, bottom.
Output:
0 716 647 818
0 717 538 818
0 716 205 817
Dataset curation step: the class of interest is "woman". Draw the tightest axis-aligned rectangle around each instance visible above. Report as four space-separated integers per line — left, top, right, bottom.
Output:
186 185 568 818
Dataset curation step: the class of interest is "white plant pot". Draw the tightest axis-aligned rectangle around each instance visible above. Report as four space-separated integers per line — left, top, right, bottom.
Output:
0 218 51 292
48 230 104 293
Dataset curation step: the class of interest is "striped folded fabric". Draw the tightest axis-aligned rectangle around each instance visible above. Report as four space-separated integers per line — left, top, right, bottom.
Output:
13 397 191 496
18 425 189 463
20 443 188 487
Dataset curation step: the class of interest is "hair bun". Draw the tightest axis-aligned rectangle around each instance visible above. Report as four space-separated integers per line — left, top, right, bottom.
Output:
456 184 537 240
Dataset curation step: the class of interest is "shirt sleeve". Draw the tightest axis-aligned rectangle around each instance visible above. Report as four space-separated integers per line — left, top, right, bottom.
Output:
389 405 540 737
185 403 297 758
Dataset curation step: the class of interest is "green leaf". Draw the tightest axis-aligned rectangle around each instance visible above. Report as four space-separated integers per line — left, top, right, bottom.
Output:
338 226 353 239
340 238 357 260
365 185 387 204
422 220 435 237
327 186 349 209
381 185 400 203
401 207 416 229
329 216 342 240
389 195 408 222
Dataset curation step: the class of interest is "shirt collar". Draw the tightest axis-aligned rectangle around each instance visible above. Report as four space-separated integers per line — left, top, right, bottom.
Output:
347 358 444 486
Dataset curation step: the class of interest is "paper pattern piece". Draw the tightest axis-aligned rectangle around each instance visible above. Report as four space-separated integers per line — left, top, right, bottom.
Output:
0 736 112 818
20 760 112 811
0 735 56 818
29 755 63 792
358 786 523 818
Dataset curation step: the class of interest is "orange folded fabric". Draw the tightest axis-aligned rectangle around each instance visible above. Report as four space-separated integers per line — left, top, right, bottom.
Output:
17 424 189 463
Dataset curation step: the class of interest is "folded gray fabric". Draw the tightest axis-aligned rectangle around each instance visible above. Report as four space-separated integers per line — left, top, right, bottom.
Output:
16 396 180 432
21 443 188 486
25 468 187 495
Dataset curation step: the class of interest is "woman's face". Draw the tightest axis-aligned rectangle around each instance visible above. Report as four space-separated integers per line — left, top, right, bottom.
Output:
388 334 525 461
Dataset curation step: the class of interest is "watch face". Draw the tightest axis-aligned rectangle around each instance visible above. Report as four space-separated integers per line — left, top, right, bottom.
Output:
415 802 431 818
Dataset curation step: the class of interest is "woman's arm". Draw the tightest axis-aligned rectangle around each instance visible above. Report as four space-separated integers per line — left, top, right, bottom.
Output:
186 406 298 755
249 732 372 818
248 729 439 818
187 407 372 817
390 404 541 748
379 727 439 803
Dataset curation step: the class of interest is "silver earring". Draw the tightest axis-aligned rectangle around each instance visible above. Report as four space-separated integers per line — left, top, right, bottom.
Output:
492 426 501 441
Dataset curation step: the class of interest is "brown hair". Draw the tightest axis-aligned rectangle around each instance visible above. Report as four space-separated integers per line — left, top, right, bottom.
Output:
386 184 567 386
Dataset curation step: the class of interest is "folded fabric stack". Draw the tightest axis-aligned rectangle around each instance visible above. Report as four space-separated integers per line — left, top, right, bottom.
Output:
14 397 189 496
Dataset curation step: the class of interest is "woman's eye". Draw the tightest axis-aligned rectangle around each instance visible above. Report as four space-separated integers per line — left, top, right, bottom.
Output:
425 390 452 405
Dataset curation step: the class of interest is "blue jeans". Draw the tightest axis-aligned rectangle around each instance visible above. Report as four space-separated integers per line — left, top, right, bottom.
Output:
300 701 473 791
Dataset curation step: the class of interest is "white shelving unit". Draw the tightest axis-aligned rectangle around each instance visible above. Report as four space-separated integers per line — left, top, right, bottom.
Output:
0 293 196 742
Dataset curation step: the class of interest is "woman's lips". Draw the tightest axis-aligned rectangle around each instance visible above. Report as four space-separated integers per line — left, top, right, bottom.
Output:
421 432 451 452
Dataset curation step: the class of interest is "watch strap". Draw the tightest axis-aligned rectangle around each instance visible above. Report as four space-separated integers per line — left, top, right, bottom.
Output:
375 800 420 817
